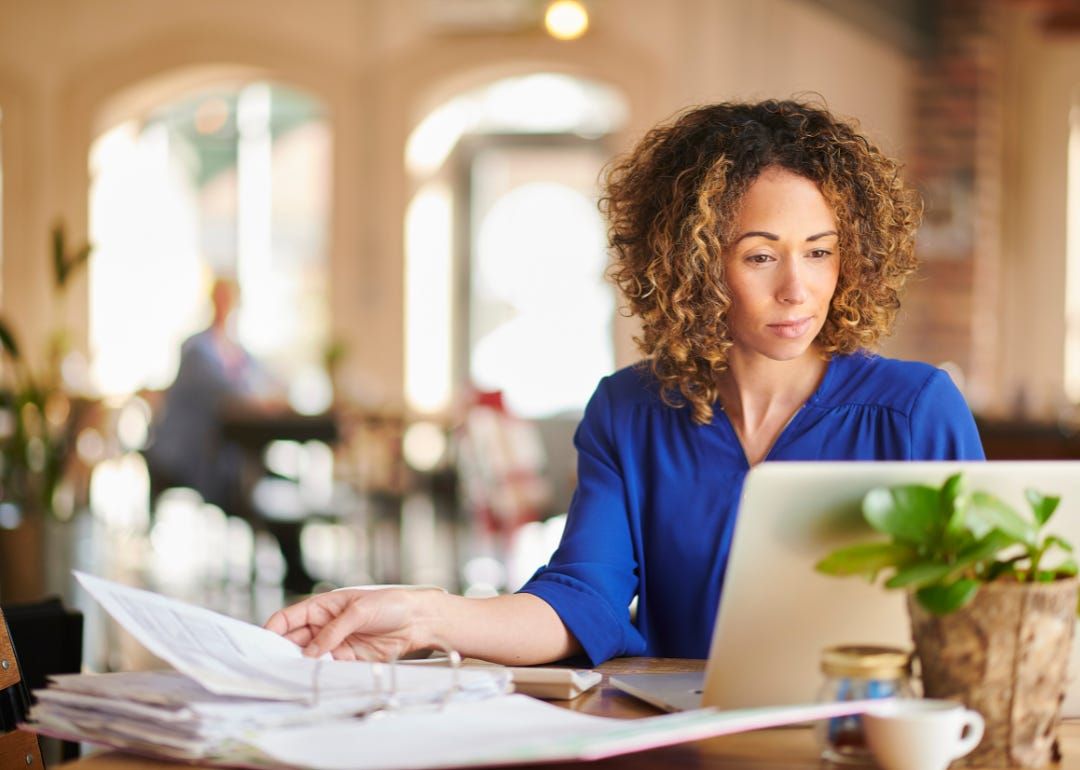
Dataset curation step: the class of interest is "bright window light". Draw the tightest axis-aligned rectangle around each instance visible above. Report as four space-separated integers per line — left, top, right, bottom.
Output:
471 180 613 417
236 83 276 358
405 184 454 414
405 74 626 178
404 74 626 419
1066 104 1080 402
89 122 203 395
89 82 331 398
406 100 473 178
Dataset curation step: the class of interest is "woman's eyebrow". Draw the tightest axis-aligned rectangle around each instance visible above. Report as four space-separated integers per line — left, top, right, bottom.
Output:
733 229 838 244
733 230 779 243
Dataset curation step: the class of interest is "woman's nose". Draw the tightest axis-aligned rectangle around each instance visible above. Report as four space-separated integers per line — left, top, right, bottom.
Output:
777 260 808 305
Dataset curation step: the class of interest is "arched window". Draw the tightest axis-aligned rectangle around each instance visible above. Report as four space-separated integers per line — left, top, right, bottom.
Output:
405 73 627 418
89 80 331 410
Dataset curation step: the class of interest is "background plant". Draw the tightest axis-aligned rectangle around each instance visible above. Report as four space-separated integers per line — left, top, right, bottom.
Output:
815 472 1077 614
0 223 94 518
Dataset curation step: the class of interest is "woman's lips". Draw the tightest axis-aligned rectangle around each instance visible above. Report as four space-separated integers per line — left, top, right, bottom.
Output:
767 317 813 339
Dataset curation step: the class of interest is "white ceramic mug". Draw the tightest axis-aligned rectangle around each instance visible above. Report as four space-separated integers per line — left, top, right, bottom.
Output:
862 699 984 770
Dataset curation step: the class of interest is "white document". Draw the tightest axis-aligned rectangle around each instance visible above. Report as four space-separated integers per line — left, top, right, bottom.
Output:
36 671 383 730
74 572 507 702
247 693 887 770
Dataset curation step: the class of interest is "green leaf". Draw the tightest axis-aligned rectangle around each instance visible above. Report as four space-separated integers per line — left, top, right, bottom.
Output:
949 530 1017 574
987 559 1021 581
815 542 917 577
59 243 92 289
940 473 969 541
73 242 92 269
0 318 21 360
1026 489 1061 528
916 579 981 615
863 485 941 545
52 222 66 288
1045 535 1074 553
884 561 951 589
969 492 1037 547
1042 559 1078 578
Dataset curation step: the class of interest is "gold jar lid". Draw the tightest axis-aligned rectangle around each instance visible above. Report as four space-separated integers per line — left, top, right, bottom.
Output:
820 645 911 679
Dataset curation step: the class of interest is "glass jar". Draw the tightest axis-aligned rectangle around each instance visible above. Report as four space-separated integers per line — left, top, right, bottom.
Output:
815 645 914 764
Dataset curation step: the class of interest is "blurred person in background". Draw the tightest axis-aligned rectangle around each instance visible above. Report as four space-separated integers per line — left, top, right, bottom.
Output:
145 277 282 517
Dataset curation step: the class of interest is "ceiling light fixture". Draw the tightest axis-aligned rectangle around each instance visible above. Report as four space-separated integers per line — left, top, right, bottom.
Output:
544 0 589 41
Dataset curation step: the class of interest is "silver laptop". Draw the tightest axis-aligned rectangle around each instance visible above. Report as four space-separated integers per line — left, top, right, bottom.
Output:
611 461 1080 715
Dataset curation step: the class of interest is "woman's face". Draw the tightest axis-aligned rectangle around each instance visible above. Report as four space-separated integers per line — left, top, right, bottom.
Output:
722 167 840 364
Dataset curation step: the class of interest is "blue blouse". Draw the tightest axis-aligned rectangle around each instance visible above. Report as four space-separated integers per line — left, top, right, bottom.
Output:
518 352 985 665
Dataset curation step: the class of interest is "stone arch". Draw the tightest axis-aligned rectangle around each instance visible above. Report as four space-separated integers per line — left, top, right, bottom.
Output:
48 25 360 362
366 35 667 392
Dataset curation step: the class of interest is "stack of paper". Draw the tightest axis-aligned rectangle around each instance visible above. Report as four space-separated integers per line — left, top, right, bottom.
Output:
27 572 510 764
31 669 388 762
25 573 884 770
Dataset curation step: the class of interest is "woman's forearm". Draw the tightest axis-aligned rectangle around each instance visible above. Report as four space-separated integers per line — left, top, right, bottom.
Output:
415 591 581 665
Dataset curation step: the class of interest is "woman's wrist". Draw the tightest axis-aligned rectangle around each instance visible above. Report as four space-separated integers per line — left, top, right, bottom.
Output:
409 587 454 654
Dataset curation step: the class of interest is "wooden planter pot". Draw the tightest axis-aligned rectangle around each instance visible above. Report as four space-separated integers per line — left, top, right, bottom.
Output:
0 513 46 603
908 578 1079 768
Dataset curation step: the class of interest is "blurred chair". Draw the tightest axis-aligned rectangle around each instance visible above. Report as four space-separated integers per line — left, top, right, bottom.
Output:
457 390 552 533
455 391 552 587
1 599 84 764
226 413 339 594
1 608 44 768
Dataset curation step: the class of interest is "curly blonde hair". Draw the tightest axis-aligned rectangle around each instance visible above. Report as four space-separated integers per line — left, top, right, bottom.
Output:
603 99 922 425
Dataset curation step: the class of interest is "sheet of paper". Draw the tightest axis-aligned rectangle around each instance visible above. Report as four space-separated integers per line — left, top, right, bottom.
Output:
74 572 507 702
29 709 269 767
76 571 312 700
247 693 888 770
38 672 383 730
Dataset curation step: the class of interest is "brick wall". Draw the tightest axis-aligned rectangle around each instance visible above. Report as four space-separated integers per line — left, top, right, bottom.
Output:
883 0 1004 412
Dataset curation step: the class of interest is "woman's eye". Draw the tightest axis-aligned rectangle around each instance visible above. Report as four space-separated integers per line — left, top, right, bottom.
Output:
808 249 832 259
747 253 773 264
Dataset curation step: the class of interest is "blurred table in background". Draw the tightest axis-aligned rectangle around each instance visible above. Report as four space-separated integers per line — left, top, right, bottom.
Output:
976 418 1080 460
219 406 340 594
220 407 338 450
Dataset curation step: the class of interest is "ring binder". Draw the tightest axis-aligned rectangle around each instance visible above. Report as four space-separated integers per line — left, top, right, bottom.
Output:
372 662 397 713
310 648 466 717
440 649 463 708
310 658 323 707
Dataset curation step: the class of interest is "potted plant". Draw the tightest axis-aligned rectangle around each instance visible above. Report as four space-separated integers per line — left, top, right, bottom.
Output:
816 472 1079 768
0 223 95 602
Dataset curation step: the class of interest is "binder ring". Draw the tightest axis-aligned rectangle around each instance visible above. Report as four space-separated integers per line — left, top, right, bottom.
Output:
308 647 464 715
438 648 463 709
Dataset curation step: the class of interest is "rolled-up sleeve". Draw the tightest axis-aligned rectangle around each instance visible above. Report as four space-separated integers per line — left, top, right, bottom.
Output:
909 369 986 460
518 377 646 665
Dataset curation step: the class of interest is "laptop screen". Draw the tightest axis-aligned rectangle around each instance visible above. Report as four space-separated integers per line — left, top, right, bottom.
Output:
700 461 1080 715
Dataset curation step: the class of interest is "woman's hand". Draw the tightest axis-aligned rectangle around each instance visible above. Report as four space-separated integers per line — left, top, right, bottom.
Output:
266 590 578 666
263 588 442 661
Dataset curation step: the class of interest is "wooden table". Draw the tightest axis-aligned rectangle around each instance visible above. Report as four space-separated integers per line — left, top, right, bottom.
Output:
55 657 1080 769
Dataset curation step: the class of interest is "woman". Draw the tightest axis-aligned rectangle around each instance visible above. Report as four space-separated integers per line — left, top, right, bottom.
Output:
265 99 984 666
